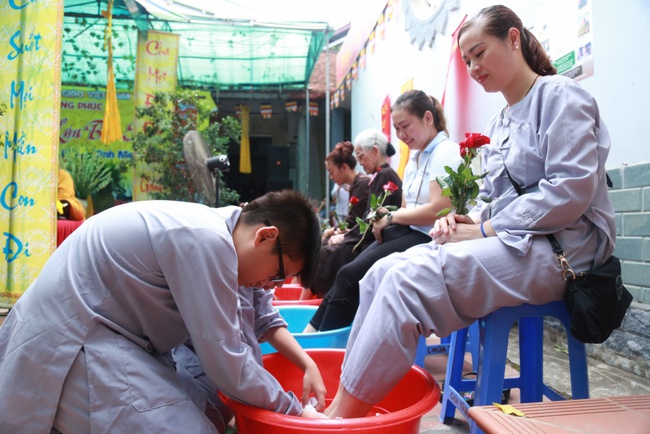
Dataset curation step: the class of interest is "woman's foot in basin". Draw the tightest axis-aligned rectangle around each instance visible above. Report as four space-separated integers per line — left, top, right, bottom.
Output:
324 383 373 418
302 407 329 419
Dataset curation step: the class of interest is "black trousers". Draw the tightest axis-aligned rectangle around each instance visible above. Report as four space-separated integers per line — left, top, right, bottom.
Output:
309 226 431 331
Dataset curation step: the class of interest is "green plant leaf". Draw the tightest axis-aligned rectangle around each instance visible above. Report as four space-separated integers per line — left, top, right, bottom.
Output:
436 175 451 190
356 217 368 233
369 193 378 209
130 89 241 205
61 147 112 198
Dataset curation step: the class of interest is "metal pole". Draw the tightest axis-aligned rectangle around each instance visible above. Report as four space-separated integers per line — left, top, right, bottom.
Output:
305 85 310 194
214 170 220 208
324 30 331 220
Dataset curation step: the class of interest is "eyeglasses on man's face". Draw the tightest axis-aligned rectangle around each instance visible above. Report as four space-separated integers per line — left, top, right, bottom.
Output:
265 220 286 283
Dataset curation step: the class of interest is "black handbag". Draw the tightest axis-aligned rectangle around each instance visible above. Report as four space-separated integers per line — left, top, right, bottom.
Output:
544 233 632 343
503 165 632 344
563 254 632 343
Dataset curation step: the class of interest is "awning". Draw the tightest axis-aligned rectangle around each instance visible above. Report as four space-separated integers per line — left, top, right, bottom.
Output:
62 0 333 91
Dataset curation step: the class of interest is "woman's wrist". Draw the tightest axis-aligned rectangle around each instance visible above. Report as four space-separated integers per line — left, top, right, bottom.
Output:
480 221 488 238
300 356 318 373
480 220 494 238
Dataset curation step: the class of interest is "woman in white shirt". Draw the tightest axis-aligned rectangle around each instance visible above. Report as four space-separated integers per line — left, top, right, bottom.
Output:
305 91 461 333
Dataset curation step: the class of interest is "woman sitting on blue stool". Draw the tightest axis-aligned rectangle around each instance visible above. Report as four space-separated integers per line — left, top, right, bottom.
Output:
325 5 616 418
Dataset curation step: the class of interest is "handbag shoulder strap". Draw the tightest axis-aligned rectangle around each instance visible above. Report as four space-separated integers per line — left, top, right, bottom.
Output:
502 162 577 280
502 164 526 196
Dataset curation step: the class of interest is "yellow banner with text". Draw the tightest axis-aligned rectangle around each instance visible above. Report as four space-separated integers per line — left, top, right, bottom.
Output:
132 30 180 201
59 86 135 203
0 0 63 306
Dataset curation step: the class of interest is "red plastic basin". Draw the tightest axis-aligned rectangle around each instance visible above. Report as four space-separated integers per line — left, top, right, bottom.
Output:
220 349 440 433
272 284 322 306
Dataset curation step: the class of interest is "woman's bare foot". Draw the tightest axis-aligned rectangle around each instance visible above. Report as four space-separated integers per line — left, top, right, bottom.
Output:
325 383 373 418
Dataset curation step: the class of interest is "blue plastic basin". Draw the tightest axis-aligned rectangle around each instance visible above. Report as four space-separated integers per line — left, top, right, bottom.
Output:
260 305 351 354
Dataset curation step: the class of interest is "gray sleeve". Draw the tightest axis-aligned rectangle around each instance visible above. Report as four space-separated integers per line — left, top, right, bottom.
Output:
157 224 302 415
252 288 287 343
491 80 603 235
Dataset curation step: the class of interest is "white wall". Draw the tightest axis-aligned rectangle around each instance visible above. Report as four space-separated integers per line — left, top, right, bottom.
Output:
578 0 650 168
348 0 650 169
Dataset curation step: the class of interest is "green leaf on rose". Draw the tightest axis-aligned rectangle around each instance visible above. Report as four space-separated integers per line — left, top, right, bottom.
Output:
356 217 368 233
369 193 378 209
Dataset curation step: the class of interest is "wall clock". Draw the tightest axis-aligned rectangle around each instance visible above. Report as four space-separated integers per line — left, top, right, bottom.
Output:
402 0 459 50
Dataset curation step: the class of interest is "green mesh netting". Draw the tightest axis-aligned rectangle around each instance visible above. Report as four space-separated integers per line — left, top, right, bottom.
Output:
63 0 331 90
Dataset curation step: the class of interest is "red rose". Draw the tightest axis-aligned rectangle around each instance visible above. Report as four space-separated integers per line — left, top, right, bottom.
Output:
437 131 491 216
349 196 360 205
460 133 490 157
383 181 399 193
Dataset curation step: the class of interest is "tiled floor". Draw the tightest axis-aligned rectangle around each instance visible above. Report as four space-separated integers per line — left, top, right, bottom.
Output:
414 332 650 433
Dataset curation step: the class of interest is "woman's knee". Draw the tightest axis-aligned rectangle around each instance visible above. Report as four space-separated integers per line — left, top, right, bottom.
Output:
330 263 362 297
359 252 403 290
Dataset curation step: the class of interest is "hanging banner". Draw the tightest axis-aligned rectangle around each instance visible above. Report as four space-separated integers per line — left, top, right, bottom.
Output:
377 12 386 40
386 0 397 22
132 30 180 201
442 15 477 142
239 105 251 174
285 101 298 112
260 104 273 119
60 86 135 203
381 96 391 142
309 101 319 117
442 16 502 144
100 0 122 144
396 78 413 179
359 47 366 69
0 0 63 306
335 1 386 87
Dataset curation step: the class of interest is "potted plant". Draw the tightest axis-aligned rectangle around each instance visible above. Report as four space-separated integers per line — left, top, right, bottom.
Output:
93 159 131 213
61 146 112 217
130 89 241 206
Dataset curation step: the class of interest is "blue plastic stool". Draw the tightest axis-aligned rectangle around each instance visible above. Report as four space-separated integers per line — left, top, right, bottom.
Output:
414 321 480 369
439 301 589 434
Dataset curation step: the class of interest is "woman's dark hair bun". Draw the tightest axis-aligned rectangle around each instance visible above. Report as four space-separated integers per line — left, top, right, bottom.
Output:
386 142 396 157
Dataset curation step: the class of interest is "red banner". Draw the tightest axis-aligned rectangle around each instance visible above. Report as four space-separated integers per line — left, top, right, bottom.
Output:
335 1 386 87
442 16 494 143
381 96 391 141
